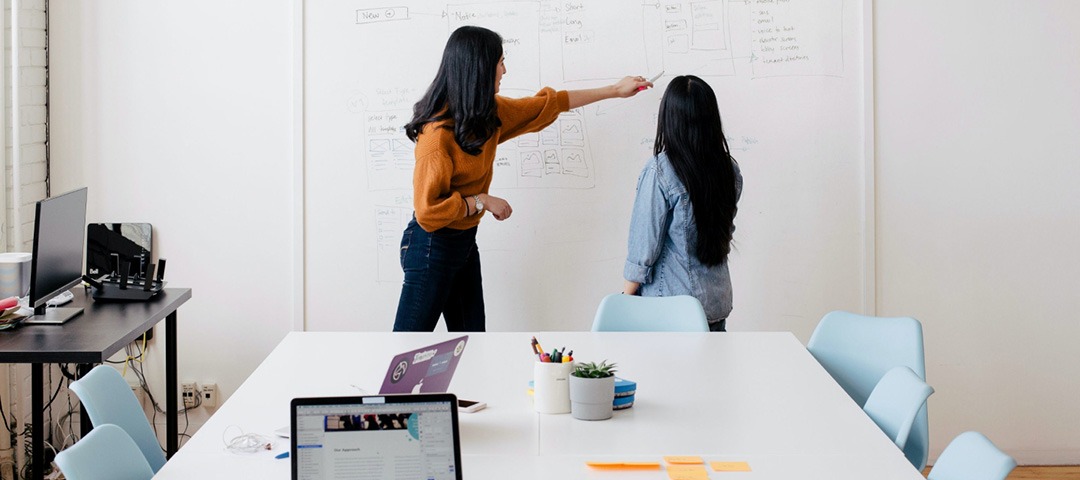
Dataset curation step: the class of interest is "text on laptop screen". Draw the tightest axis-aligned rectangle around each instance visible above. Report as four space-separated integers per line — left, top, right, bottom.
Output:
294 399 458 480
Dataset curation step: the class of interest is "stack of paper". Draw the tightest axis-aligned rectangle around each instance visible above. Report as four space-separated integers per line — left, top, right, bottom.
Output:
0 296 27 330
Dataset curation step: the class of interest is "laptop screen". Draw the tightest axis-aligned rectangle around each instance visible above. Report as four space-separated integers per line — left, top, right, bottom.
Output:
291 394 462 480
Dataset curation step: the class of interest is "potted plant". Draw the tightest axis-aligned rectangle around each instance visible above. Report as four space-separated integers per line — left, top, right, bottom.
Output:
569 361 617 420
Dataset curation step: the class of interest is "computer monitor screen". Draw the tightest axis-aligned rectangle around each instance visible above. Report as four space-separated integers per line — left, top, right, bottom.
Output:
29 187 88 312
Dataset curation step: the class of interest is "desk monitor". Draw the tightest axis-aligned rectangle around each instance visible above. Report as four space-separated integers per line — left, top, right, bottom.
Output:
24 187 88 325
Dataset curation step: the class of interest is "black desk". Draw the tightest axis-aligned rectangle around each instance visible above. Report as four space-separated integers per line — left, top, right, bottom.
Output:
0 287 191 480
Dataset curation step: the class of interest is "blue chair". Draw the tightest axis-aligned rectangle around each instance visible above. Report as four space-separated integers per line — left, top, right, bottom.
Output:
806 311 930 469
54 423 155 480
591 294 708 332
69 365 167 473
862 366 934 450
928 431 1016 480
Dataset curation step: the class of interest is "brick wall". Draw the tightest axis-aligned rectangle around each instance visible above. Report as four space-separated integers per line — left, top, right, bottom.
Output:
6 0 48 252
4 0 51 478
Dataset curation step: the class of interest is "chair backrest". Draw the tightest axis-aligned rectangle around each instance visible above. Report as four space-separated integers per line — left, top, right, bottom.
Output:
54 423 155 480
863 366 934 451
69 365 167 472
928 431 1016 480
806 310 930 469
591 294 709 332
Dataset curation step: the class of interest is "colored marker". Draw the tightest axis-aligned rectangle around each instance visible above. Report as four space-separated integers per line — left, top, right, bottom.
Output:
637 70 664 91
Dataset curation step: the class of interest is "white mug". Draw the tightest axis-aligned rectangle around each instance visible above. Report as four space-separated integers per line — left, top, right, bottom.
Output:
533 361 574 414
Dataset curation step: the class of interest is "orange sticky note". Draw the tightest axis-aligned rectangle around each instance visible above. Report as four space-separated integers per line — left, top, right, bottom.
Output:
710 461 752 472
664 455 704 464
667 464 709 480
585 461 661 470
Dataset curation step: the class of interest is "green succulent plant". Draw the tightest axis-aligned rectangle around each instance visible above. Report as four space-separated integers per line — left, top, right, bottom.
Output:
572 360 617 379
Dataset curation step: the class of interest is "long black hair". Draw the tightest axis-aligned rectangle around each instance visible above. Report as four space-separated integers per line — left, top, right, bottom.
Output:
404 26 503 156
653 75 738 266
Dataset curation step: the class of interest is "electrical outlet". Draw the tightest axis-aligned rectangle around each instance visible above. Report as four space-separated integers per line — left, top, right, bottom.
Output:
182 382 198 408
201 383 218 408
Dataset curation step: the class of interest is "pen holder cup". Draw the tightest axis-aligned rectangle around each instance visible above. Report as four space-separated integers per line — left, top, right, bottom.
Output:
533 361 574 414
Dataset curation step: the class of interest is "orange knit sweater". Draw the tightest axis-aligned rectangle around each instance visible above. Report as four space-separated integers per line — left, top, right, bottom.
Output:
412 87 570 232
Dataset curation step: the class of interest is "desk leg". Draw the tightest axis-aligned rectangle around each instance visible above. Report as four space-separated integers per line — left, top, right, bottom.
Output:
166 310 178 458
31 364 43 480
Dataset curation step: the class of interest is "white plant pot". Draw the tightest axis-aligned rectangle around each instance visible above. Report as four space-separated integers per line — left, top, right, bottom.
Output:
569 375 615 421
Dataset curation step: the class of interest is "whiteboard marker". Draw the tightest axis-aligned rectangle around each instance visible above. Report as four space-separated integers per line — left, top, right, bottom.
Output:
637 70 664 91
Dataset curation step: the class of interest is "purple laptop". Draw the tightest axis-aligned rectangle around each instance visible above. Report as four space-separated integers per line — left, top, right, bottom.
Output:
379 336 469 394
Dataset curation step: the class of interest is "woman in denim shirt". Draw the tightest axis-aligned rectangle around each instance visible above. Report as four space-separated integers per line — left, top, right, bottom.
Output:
623 75 742 332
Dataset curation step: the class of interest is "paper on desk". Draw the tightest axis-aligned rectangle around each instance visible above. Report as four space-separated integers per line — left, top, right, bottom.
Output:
667 464 709 480
664 455 704 464
710 461 752 472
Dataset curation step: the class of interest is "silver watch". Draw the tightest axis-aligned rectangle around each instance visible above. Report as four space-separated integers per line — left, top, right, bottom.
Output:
473 195 484 215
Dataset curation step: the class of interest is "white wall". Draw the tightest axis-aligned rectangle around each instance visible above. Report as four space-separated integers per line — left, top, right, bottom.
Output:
44 0 1080 466
49 0 298 434
875 0 1080 464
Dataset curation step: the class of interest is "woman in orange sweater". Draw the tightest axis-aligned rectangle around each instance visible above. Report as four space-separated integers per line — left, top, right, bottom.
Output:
394 26 651 332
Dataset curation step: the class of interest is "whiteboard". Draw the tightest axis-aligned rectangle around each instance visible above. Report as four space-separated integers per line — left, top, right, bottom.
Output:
304 0 868 333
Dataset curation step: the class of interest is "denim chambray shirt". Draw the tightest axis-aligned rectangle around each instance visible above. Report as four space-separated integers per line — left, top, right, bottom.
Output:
624 152 743 324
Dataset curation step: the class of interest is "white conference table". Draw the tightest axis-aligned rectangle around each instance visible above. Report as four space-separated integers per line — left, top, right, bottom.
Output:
154 332 923 479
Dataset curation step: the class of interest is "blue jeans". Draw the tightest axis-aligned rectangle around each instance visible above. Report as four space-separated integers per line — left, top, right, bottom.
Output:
393 217 486 332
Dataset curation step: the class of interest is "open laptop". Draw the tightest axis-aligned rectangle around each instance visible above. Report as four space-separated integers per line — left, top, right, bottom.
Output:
379 336 468 394
290 394 462 480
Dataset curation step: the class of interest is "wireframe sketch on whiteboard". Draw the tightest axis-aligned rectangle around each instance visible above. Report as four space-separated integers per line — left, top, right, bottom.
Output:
357 7 410 24
447 2 541 91
359 85 421 191
364 109 414 191
559 0 649 82
648 0 737 77
749 0 844 77
348 0 845 194
491 108 595 189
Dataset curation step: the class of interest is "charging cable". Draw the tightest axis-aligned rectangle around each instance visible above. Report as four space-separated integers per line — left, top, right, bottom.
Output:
222 425 275 454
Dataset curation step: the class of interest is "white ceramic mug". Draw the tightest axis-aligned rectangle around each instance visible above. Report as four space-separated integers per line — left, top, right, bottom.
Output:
533 361 574 414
